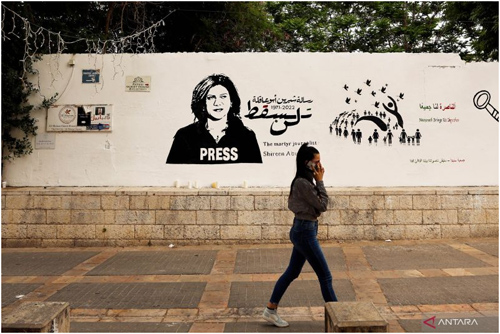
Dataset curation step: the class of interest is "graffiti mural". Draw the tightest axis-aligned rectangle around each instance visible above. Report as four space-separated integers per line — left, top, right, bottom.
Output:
473 90 499 122
166 74 262 164
330 80 423 146
245 95 313 136
5 53 496 188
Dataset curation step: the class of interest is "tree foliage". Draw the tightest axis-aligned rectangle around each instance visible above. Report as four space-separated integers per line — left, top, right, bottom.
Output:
266 1 498 60
1 1 498 163
2 3 37 162
442 1 499 61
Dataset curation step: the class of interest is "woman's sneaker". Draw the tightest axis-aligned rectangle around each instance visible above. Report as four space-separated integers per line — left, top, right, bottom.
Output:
262 308 289 327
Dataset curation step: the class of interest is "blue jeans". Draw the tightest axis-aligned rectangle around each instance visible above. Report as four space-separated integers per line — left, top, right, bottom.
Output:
269 218 338 304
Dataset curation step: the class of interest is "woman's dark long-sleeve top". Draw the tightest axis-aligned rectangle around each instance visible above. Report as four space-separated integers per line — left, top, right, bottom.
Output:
288 178 328 221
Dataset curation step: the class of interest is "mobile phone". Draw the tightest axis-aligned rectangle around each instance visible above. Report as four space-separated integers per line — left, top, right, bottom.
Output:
307 161 316 170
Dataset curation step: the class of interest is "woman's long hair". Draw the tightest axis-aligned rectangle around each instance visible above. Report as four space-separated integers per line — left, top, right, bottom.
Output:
290 143 319 196
190 74 243 133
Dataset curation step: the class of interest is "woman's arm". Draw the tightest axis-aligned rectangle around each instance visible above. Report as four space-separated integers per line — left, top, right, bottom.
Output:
295 178 329 213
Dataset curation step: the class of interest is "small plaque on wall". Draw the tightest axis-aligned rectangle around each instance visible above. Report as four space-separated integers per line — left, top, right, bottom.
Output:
126 76 151 92
35 133 56 149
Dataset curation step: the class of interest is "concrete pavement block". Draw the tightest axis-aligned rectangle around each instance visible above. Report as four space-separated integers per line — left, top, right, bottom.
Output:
325 301 388 332
1 301 70 333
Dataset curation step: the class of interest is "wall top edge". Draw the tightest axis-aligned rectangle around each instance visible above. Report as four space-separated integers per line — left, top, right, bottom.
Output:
1 186 498 196
43 52 466 63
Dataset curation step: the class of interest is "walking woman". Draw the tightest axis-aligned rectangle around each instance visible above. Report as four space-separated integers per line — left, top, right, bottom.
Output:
263 143 338 327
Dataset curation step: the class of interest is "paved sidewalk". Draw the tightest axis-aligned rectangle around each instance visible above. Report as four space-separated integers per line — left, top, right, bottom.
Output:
2 238 498 333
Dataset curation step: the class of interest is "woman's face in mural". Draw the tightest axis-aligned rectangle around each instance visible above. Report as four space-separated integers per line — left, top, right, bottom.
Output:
206 85 230 121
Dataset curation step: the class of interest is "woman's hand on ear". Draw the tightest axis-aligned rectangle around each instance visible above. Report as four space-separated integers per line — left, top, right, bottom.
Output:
313 162 325 181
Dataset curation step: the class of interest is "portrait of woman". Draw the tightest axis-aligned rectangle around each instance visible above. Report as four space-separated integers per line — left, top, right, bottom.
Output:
166 74 262 164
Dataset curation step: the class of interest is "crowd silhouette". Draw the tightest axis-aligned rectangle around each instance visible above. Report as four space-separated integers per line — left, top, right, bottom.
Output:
331 80 423 147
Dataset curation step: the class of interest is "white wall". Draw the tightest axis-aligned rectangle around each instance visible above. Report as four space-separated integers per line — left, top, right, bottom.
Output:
4 53 498 187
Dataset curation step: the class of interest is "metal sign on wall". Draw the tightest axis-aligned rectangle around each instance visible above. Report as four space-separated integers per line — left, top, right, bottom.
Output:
82 69 100 83
46 104 112 132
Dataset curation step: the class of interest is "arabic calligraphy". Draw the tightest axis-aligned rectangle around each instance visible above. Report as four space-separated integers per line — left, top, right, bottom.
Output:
252 95 313 104
245 101 313 136
419 103 457 111
410 158 466 164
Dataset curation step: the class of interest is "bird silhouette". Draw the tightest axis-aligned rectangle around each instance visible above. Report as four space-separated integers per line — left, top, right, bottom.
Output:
381 86 387 93
365 80 372 86
399 93 405 99
345 97 351 104
371 91 376 97
343 84 349 91
356 88 362 95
